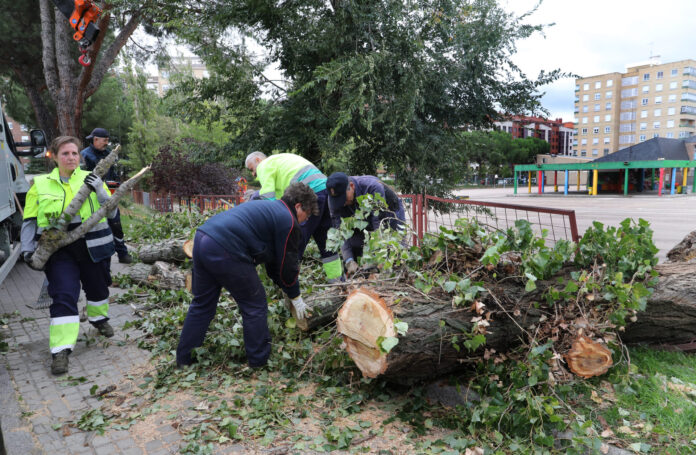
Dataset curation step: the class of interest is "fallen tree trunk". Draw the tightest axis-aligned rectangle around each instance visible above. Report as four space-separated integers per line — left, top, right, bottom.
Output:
137 239 189 264
336 287 544 380
623 261 696 345
118 261 192 291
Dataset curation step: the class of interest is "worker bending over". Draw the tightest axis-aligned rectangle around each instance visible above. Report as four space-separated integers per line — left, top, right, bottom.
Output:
245 152 342 282
326 172 406 276
176 183 317 368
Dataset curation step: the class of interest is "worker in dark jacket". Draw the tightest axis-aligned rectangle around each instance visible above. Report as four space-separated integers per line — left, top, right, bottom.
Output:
80 128 132 263
176 183 318 368
326 173 406 276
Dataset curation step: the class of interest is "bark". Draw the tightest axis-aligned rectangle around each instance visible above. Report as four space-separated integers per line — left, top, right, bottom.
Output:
118 261 192 292
666 230 696 262
296 286 351 331
622 261 696 345
137 239 189 264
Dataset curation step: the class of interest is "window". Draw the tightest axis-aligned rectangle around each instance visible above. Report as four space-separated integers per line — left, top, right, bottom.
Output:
593 115 600 122
581 150 587 156
643 73 650 81
583 83 590 90
606 102 612 110
575 84 580 91
582 117 588 124
668 94 677 102
639 135 646 141
620 112 637 120
21 135 29 142
621 88 637 97
640 110 648 118
604 137 610 144
655 96 662 104
641 98 649 105
670 81 678 89
605 114 611 121
622 76 638 86
667 120 675 128
666 132 674 138
620 124 635 132
606 91 613 99
654 109 661 116
594 93 601 101
581 127 588 134
653 121 660 129
621 100 637 109
671 69 678 76
655 83 663 91
668 107 676 115
592 149 598 156
593 103 600 111
642 85 650 93
595 81 601 89
604 126 611 133
657 71 664 79
593 127 599 133
582 94 589 101
581 139 587 145
682 93 696 102
603 148 610 156
607 80 614 87
7 122 12 129
592 138 599 145
582 105 589 113
653 133 660 138
680 131 690 138
639 122 647 130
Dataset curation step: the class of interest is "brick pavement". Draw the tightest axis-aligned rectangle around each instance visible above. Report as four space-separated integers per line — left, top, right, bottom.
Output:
0 257 187 454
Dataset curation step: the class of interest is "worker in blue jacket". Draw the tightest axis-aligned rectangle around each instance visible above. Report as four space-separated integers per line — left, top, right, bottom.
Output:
176 182 318 368
326 173 406 277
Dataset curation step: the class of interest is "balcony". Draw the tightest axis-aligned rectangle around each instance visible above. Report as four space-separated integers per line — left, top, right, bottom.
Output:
681 106 696 115
683 67 696 77
679 123 695 129
682 80 696 90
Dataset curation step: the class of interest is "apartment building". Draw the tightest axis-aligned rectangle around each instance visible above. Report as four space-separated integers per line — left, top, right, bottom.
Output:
495 115 575 156
574 58 696 158
147 56 209 97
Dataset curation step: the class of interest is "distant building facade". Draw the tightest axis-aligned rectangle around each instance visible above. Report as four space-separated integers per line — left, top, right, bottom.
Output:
147 56 209 97
574 58 696 158
494 115 575 156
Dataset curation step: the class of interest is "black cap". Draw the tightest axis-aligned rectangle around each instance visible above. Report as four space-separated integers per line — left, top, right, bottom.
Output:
326 172 349 213
86 128 109 140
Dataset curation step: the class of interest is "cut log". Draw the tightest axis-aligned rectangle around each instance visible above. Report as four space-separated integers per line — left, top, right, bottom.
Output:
666 230 696 262
295 288 348 331
183 239 194 258
564 336 613 378
137 239 189 264
336 287 543 380
118 261 192 292
623 261 696 345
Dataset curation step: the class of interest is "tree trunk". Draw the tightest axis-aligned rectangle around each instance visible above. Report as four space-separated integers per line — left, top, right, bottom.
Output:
295 286 350 331
118 261 192 292
622 261 696 345
336 287 543 380
136 239 189 264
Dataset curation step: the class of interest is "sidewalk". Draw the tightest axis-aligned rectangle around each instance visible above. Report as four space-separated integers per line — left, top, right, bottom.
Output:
0 257 185 454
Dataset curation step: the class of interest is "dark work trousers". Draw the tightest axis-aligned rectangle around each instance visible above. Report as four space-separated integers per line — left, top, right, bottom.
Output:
108 209 128 257
176 231 271 367
46 238 111 323
299 189 333 260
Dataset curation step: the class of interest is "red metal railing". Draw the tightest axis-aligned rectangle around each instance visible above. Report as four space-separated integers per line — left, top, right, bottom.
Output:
130 191 242 214
399 194 579 246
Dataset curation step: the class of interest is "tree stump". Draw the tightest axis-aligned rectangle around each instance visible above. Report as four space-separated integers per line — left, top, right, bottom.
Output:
118 261 191 292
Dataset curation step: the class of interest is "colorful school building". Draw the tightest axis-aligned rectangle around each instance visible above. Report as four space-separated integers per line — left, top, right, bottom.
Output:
514 136 696 196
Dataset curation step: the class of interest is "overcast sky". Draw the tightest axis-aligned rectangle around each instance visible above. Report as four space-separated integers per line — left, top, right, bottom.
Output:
507 0 696 122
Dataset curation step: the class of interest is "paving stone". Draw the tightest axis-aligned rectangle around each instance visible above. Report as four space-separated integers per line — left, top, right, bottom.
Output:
95 443 122 455
121 447 144 455
92 434 112 446
116 438 137 450
145 439 164 451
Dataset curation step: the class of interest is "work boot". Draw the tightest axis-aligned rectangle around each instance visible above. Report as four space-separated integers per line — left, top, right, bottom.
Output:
118 253 134 264
51 350 70 375
93 320 114 338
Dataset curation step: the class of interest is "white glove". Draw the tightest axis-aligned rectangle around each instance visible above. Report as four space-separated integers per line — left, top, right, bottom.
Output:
84 173 110 203
291 296 308 320
345 258 359 277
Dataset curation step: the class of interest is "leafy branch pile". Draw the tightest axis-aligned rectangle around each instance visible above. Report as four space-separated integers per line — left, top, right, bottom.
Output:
90 205 668 453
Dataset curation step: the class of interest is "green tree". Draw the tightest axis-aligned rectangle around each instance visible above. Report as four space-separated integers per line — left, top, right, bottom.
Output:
168 0 564 194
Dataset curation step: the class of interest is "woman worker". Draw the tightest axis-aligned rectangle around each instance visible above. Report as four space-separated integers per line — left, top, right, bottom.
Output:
21 136 117 375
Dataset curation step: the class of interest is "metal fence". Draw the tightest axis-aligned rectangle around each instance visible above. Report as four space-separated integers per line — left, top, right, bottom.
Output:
132 190 578 246
400 194 579 246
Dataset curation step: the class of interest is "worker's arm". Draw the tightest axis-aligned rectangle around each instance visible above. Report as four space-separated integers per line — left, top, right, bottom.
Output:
265 216 302 298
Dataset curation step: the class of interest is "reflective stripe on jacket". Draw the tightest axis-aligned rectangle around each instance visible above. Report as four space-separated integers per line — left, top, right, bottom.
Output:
255 153 327 199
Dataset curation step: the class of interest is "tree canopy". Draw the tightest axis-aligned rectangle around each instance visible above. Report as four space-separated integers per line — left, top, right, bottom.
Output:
167 0 565 194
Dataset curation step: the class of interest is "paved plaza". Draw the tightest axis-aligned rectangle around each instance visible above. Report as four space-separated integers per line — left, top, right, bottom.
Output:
1 190 693 454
